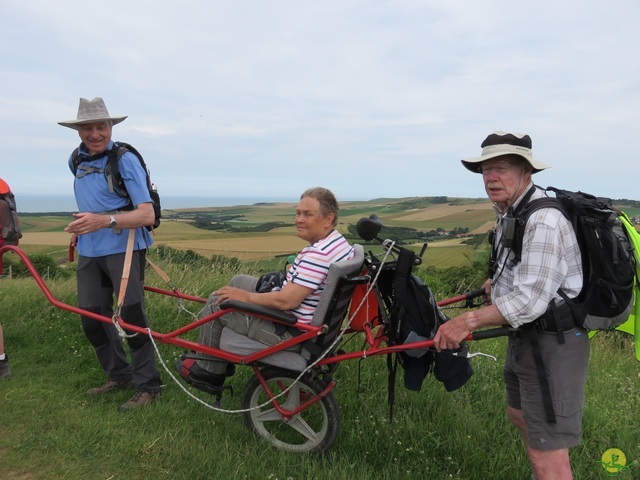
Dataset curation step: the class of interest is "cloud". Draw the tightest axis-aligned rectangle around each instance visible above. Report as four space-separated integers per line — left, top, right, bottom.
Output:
1 0 640 206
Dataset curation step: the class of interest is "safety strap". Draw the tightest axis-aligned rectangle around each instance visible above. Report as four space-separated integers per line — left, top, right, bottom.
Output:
146 256 198 320
146 257 172 285
115 228 136 315
527 327 556 424
386 353 398 424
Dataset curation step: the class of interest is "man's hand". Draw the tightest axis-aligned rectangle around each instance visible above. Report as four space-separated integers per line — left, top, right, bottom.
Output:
433 316 472 352
64 203 154 236
65 212 108 235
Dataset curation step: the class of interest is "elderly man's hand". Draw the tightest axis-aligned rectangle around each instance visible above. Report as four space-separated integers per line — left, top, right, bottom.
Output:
433 316 471 352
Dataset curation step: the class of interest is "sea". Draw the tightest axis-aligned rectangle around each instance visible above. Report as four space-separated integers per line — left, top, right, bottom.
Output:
17 195 300 213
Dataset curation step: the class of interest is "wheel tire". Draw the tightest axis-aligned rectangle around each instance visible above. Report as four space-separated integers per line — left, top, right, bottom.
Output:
242 368 340 455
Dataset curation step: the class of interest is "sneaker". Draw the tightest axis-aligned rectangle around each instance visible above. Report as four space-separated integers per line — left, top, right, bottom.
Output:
0 356 11 379
119 390 160 412
86 379 134 395
175 357 227 395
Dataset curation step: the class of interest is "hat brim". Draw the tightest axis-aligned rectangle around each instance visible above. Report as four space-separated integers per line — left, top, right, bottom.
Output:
461 152 550 174
57 116 128 130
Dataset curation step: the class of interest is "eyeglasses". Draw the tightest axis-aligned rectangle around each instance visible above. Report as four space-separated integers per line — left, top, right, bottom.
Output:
481 162 517 175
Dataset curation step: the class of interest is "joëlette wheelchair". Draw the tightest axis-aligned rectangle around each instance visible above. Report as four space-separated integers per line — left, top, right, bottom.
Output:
0 215 506 455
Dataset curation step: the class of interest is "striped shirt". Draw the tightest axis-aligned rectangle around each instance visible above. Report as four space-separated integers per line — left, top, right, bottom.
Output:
492 184 583 328
284 229 354 323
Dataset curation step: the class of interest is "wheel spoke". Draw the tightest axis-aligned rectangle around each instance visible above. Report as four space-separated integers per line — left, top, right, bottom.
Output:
280 382 302 411
254 407 282 423
286 414 320 442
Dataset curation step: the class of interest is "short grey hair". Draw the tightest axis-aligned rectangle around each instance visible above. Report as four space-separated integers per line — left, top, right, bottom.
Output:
300 187 339 226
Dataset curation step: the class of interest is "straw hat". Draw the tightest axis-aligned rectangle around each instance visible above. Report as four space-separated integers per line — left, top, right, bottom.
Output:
461 131 550 174
58 97 127 130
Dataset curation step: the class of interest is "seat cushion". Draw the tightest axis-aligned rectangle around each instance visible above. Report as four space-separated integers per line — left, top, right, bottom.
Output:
219 327 309 372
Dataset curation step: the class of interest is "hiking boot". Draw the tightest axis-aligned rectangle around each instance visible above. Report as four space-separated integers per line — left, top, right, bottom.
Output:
119 390 160 412
175 357 228 395
86 379 134 395
0 356 11 379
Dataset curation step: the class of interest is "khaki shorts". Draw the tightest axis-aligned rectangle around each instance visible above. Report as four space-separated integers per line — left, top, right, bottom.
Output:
504 327 590 451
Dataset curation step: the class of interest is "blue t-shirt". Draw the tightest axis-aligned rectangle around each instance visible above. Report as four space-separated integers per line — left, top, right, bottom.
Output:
69 141 154 257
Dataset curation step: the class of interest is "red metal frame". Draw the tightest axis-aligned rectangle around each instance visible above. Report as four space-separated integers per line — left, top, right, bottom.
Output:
252 365 338 421
1 245 492 417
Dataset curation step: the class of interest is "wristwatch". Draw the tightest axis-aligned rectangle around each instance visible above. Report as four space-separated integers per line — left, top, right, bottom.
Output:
109 215 117 229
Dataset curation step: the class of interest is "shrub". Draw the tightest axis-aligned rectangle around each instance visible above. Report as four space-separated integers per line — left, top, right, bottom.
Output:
1 252 71 279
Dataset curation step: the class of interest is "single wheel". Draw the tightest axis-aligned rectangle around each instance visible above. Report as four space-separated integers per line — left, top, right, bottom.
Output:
242 368 340 455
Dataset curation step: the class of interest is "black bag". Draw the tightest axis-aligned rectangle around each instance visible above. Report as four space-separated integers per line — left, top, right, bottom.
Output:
511 186 635 331
389 249 443 346
255 270 286 293
72 142 161 231
373 248 471 422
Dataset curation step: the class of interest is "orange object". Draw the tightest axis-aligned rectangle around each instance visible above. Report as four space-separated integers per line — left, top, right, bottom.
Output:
348 276 380 331
0 178 10 194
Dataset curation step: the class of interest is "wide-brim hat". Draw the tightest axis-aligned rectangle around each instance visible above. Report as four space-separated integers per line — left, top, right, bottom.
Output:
461 131 550 174
58 97 127 130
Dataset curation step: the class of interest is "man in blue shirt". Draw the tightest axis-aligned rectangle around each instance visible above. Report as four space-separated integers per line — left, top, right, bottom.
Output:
59 97 161 411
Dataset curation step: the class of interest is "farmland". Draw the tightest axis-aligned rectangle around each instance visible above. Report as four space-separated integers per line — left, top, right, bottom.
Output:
16 195 640 267
17 196 496 266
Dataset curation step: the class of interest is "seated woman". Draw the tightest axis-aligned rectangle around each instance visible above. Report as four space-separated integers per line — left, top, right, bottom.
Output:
175 187 354 393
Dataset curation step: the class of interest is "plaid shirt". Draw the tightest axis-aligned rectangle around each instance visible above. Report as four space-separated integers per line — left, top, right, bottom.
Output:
492 184 583 328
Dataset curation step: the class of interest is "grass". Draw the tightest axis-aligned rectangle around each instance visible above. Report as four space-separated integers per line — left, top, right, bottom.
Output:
1 256 640 480
4 198 640 478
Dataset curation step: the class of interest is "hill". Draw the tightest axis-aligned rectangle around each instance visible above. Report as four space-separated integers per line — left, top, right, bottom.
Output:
15 197 492 264
15 195 640 265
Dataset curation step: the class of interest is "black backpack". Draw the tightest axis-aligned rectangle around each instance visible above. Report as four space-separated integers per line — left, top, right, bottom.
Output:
509 186 635 331
0 189 22 245
71 142 161 231
387 248 443 345
373 248 472 421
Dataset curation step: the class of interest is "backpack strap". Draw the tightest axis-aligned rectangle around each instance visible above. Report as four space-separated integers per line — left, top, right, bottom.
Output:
71 144 131 199
511 196 569 264
106 144 130 199
488 185 537 279
74 164 107 179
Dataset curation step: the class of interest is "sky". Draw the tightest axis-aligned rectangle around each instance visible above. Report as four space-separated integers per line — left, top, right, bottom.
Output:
2 1 639 211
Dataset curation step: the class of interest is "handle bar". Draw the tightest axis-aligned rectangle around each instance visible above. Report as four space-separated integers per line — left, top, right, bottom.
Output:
470 326 510 340
437 287 487 308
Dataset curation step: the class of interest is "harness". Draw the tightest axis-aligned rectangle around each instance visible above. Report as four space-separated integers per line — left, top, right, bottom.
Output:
73 146 128 197
490 186 578 424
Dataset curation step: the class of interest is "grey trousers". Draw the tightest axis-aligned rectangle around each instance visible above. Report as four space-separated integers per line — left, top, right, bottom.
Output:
197 274 293 375
77 251 161 393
